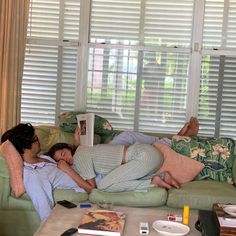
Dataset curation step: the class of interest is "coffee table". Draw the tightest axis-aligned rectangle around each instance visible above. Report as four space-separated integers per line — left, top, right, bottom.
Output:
34 204 201 236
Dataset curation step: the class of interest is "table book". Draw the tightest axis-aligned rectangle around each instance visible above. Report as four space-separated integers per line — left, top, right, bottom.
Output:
212 203 236 236
78 209 126 236
76 113 95 146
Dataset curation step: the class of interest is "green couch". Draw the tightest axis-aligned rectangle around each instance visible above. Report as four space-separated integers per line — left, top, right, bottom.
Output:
0 125 236 236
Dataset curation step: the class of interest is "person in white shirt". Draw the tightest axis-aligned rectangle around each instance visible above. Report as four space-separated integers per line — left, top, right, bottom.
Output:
1 123 100 222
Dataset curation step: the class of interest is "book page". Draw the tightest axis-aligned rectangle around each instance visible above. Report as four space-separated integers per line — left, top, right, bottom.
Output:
76 113 95 146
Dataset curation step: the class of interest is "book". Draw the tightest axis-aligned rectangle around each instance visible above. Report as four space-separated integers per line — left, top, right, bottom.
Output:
212 203 236 236
76 113 95 146
77 209 126 236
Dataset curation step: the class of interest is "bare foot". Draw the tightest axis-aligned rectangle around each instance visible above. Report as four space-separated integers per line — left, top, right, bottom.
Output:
177 122 190 136
184 117 199 136
163 171 180 189
151 175 172 189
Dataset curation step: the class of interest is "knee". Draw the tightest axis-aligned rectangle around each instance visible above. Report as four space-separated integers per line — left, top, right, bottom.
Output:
97 180 110 190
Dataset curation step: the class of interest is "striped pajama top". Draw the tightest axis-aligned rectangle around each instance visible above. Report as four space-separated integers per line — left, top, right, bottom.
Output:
73 144 125 180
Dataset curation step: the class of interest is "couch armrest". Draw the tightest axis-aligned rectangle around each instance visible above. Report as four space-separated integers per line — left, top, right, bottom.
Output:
0 155 11 208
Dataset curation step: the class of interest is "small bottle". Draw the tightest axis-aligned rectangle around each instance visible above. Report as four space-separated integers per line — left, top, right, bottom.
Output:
182 205 190 225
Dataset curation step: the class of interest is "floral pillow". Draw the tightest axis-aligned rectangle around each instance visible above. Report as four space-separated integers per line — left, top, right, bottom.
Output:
171 135 235 183
58 112 117 136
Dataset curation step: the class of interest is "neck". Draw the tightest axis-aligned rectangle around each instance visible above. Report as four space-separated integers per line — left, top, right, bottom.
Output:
23 150 39 164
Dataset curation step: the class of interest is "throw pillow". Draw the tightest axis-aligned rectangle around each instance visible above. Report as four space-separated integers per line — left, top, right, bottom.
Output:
172 135 235 183
58 112 117 136
0 140 25 197
153 143 204 184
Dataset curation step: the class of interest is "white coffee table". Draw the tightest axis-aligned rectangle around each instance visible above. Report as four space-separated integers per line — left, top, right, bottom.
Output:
34 204 201 236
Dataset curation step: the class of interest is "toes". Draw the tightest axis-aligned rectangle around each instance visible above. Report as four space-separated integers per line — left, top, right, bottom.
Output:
151 176 172 189
164 172 180 189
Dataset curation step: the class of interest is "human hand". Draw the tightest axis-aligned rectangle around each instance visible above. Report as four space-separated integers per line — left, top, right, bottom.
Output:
57 160 71 173
74 127 81 146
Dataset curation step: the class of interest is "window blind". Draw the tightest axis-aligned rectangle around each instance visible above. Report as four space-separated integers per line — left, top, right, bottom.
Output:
21 0 80 125
199 0 236 138
88 0 194 133
21 0 236 139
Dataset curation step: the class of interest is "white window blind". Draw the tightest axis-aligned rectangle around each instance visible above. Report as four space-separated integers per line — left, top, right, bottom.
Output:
199 0 236 138
21 0 80 125
88 0 194 133
21 0 236 138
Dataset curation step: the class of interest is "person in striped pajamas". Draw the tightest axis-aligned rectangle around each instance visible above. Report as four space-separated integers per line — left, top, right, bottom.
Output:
47 117 198 193
49 142 179 193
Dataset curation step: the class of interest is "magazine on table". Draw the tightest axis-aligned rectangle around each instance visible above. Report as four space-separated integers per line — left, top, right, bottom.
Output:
77 209 126 236
76 113 95 146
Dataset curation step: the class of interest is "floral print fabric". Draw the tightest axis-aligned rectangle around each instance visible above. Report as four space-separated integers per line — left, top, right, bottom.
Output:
171 135 235 184
58 112 117 137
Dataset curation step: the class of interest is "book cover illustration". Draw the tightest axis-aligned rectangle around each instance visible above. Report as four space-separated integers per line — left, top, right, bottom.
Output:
76 113 95 146
78 209 126 236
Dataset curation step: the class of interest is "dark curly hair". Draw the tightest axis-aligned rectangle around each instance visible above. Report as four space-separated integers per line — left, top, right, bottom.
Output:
1 123 36 156
46 143 76 160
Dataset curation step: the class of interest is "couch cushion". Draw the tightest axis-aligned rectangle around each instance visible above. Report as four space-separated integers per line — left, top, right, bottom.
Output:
89 187 167 207
53 189 88 203
167 180 236 210
154 143 204 184
9 189 88 210
172 136 235 184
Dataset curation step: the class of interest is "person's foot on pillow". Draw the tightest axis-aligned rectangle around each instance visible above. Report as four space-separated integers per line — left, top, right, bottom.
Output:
151 172 180 189
151 175 172 189
163 171 180 189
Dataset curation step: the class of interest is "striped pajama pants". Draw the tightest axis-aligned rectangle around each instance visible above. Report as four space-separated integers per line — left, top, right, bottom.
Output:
97 144 163 192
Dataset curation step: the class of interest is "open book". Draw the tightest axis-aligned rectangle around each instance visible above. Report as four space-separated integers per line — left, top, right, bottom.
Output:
76 113 95 146
78 209 126 236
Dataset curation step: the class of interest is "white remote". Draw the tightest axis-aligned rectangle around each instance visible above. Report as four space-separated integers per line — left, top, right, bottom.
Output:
139 222 149 235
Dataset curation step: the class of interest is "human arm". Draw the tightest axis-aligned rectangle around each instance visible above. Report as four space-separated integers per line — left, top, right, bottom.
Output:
57 160 95 192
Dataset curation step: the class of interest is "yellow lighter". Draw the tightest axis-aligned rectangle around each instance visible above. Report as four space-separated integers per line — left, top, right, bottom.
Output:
182 205 190 225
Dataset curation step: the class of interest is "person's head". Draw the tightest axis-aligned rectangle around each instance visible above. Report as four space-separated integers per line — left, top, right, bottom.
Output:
1 123 40 157
46 143 75 165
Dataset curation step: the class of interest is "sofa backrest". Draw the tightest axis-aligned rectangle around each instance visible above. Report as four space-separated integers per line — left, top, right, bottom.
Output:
34 125 102 152
35 126 75 153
